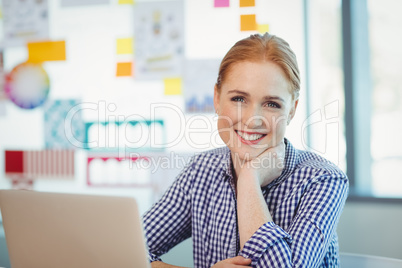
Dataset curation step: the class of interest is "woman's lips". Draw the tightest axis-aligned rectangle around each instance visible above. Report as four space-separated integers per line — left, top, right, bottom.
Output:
235 130 267 145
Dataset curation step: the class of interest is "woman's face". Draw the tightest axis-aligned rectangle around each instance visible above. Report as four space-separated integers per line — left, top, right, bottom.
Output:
214 61 298 161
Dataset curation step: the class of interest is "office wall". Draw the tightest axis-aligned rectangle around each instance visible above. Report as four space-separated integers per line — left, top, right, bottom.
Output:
338 201 402 260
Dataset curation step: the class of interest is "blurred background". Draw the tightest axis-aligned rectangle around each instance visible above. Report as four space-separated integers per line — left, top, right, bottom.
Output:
0 0 401 266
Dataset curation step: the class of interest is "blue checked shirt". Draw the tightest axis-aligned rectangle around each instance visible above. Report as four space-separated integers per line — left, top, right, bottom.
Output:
143 139 349 267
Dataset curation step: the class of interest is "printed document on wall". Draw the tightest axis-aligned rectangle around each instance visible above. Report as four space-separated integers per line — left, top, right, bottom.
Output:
184 59 220 113
2 0 49 47
134 0 184 80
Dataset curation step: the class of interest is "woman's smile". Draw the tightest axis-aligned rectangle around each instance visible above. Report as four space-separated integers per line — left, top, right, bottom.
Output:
235 130 267 145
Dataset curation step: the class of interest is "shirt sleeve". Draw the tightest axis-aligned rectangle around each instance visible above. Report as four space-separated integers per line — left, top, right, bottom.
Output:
142 159 194 263
238 172 349 268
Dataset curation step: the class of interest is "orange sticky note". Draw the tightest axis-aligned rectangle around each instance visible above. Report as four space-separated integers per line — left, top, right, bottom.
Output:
164 77 182 95
240 0 255 7
116 62 132 77
257 24 269 34
27 41 66 63
240 14 257 31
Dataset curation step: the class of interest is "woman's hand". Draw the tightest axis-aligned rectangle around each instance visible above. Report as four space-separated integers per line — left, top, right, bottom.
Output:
237 141 285 187
212 256 251 267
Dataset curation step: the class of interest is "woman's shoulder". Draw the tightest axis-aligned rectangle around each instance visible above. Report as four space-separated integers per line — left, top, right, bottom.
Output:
294 148 346 179
183 147 231 174
191 146 230 161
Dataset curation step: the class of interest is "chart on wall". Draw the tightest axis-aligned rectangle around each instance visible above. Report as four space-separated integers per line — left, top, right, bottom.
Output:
2 0 49 47
133 0 184 80
184 59 220 113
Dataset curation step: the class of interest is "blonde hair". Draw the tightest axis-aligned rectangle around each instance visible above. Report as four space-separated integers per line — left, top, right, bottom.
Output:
216 33 300 100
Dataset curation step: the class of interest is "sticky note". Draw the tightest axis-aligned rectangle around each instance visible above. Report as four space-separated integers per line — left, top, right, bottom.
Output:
117 38 133 54
116 62 132 77
27 41 66 63
214 0 229 8
239 0 255 7
119 0 134 4
257 24 269 34
164 77 182 95
240 14 257 31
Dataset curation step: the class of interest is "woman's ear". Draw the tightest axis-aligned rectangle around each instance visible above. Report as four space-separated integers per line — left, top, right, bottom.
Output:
287 99 299 124
214 84 220 114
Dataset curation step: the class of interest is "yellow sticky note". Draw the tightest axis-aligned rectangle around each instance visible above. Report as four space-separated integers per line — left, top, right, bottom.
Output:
240 14 257 31
116 62 132 77
0 7 3 19
27 41 66 63
118 0 134 4
117 38 133 55
164 77 182 95
257 24 269 34
240 0 255 7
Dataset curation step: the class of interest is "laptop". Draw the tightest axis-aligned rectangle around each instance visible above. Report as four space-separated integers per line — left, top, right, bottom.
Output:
0 190 150 268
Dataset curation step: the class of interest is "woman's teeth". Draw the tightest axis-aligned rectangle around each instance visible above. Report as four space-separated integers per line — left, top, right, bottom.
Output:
236 131 264 141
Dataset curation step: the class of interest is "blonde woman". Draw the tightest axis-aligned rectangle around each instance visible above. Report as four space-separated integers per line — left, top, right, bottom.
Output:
143 33 349 268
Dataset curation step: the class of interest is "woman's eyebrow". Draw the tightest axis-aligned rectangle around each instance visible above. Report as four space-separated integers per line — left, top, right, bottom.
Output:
263 96 285 103
228 90 285 103
227 89 249 96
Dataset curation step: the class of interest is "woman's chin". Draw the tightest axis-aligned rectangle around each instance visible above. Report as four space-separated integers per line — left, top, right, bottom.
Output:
230 147 266 162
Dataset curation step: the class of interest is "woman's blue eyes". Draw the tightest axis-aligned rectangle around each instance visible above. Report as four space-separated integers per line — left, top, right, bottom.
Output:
266 102 281 108
231 96 245 102
230 96 281 108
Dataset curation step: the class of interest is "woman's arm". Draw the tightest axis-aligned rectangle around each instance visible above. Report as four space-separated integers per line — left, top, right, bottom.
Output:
235 142 348 267
237 172 348 267
235 142 285 249
237 168 273 249
143 160 193 264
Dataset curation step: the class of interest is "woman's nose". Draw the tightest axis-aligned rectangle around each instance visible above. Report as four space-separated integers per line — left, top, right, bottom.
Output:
243 106 264 129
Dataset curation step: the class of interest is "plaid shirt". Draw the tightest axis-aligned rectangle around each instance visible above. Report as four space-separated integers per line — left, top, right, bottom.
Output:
143 139 349 267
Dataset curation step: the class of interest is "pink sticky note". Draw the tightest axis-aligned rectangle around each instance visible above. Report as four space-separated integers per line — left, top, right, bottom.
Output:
214 0 229 8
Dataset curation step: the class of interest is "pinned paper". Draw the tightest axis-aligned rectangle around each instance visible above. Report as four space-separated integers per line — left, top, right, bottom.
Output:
164 77 182 95
27 40 66 63
119 0 135 4
134 1 184 79
240 14 257 31
0 101 6 117
2 0 49 47
61 0 109 7
184 59 220 113
214 0 229 8
116 62 132 77
239 0 255 7
0 51 6 100
116 38 133 54
257 24 269 34
87 156 151 187
44 99 85 149
5 150 75 180
11 177 34 190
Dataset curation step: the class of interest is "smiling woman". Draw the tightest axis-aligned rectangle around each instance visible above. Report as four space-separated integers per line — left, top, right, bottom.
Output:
214 61 297 161
143 33 349 268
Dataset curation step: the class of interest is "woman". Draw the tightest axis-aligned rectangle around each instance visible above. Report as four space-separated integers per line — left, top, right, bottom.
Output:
143 33 349 267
